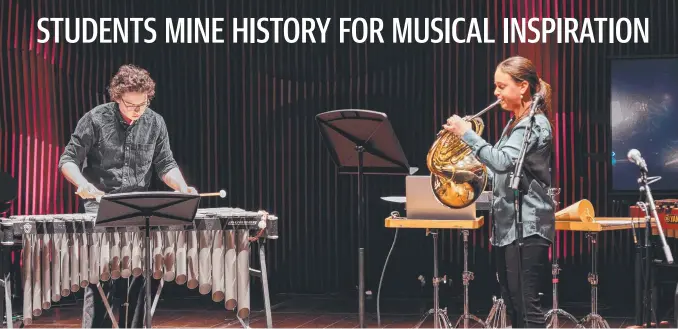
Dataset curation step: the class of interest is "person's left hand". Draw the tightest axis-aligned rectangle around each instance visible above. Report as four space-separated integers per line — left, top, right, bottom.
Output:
443 115 472 137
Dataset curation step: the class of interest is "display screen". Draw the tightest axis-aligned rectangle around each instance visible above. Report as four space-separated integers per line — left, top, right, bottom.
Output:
610 58 678 191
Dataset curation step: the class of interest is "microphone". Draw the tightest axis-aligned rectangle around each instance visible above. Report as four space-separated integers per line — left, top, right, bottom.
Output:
532 93 544 104
523 93 544 119
627 149 648 172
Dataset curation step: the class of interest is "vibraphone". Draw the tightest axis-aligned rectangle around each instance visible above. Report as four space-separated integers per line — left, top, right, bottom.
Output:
0 207 278 328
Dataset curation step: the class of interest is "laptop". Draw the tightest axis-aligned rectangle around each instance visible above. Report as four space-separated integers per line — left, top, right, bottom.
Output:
405 175 478 220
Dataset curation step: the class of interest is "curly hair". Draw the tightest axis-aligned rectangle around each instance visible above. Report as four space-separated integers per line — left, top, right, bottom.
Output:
108 64 156 102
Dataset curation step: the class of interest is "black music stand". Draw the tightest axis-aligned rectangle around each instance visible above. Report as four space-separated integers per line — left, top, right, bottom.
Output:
316 109 412 328
95 191 200 328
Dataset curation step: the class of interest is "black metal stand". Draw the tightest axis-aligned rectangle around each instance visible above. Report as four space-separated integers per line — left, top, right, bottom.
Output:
453 230 485 328
357 146 366 328
579 233 610 328
642 207 656 328
544 188 580 328
414 230 452 329
144 216 151 328
316 109 411 328
633 165 674 328
633 203 662 328
96 191 201 328
508 96 543 328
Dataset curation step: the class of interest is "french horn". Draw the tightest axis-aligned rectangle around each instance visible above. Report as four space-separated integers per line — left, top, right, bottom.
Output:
426 99 501 209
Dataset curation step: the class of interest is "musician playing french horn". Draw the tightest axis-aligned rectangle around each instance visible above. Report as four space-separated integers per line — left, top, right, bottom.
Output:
443 56 555 328
58 64 198 328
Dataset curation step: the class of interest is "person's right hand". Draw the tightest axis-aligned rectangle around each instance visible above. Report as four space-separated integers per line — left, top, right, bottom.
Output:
76 182 105 200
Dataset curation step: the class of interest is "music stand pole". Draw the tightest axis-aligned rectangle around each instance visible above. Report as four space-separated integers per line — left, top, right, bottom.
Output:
316 110 411 328
357 145 365 328
144 215 152 328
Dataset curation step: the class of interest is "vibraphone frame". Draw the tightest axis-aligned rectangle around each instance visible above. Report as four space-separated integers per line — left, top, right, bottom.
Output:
0 209 278 329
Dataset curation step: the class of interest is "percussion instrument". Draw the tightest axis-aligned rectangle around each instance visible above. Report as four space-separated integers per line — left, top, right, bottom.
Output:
0 207 278 327
629 199 678 236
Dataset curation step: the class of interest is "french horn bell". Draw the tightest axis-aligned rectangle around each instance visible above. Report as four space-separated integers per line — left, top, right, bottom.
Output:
426 99 501 209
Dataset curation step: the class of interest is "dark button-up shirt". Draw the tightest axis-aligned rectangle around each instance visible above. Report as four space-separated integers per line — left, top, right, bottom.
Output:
58 102 178 209
461 113 556 247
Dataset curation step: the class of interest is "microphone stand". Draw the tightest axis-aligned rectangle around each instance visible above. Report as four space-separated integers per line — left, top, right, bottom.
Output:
637 172 673 265
636 170 674 327
508 96 541 328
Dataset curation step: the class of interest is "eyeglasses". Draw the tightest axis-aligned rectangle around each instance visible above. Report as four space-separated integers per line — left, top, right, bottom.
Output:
121 98 149 112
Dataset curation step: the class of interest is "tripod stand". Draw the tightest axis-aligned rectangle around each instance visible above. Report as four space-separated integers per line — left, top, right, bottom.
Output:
579 232 610 328
415 229 453 329
635 201 659 328
544 188 580 328
485 295 507 328
453 230 485 328
628 150 674 328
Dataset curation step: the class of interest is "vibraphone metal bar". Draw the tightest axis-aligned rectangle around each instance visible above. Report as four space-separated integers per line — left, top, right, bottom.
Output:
0 207 278 329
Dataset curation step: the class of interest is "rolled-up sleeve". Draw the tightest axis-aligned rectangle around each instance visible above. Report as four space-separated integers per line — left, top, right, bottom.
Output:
153 117 179 179
58 112 95 170
461 119 542 174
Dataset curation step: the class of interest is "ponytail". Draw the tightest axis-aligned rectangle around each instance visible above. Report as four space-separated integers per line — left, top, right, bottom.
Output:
536 78 554 126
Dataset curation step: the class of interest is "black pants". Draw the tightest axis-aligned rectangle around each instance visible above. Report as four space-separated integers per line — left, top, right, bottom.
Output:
81 274 160 328
495 235 550 328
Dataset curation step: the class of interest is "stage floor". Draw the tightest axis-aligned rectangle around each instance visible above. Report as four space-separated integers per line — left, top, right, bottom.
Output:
16 294 660 328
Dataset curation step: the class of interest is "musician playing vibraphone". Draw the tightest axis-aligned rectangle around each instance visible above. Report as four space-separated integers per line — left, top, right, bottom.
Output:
0 206 279 328
57 64 198 328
